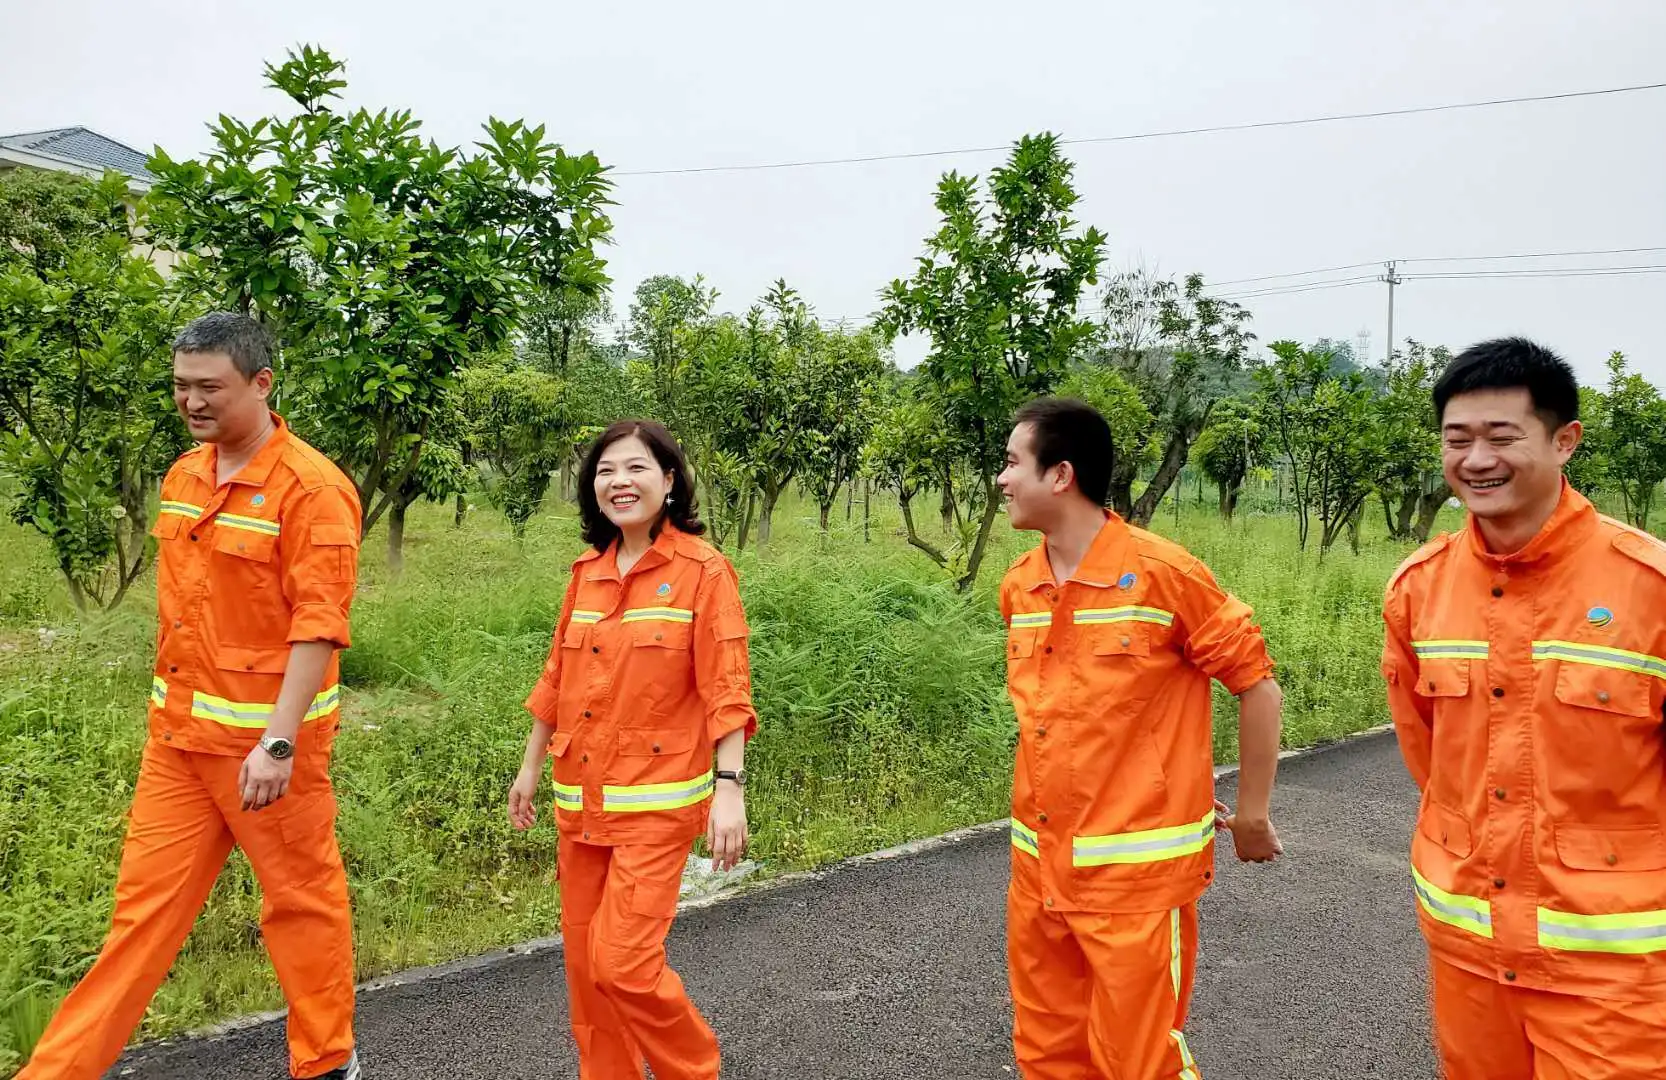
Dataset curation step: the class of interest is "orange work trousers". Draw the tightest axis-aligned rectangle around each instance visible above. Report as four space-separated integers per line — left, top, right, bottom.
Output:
1430 956 1666 1080
19 739 354 1080
558 837 719 1080
1008 886 1201 1080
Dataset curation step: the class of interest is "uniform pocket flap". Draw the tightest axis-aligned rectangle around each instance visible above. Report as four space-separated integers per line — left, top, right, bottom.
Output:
1415 659 1471 698
548 731 572 758
216 644 290 674
631 622 692 650
1091 626 1151 658
616 726 702 757
150 514 186 540
1552 661 1654 719
213 528 277 562
628 874 683 918
1008 629 1039 660
1554 823 1666 871
1418 801 1475 857
310 522 358 548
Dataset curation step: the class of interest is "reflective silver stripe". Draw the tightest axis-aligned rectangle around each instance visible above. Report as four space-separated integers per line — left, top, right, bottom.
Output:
1412 640 1489 660
1010 612 1052 629
1411 866 1493 938
621 607 694 624
1539 907 1666 954
553 782 583 812
215 513 281 537
569 610 605 625
1010 819 1040 858
189 685 341 729
149 677 167 707
601 771 715 813
1073 606 1174 627
1532 640 1666 680
1074 811 1215 866
159 501 204 520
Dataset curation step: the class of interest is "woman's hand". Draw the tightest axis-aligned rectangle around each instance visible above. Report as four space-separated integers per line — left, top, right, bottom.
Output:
706 782 749 871
508 764 541 831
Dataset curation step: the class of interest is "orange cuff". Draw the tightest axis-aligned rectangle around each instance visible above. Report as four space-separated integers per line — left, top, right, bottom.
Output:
287 602 351 648
708 706 758 744
525 679 559 724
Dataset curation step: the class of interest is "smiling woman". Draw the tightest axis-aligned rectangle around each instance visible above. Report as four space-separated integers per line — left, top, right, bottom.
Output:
507 418 757 1079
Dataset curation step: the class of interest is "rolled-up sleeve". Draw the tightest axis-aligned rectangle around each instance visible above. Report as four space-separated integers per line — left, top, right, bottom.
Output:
1172 557 1275 695
525 573 580 725
695 559 758 744
282 483 361 648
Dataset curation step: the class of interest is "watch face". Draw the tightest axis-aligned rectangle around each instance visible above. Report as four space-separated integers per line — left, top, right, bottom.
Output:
264 737 294 760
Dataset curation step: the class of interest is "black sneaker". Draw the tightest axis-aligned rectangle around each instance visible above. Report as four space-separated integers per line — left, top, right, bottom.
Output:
310 1050 361 1080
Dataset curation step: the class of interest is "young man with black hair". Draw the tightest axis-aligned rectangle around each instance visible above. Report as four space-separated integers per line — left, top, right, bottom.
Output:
997 397 1285 1078
1383 336 1666 1078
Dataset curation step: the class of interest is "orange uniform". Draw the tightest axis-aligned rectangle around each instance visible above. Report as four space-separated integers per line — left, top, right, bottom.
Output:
1001 512 1274 1079
525 524 757 1080
21 414 361 1080
1383 482 1666 1076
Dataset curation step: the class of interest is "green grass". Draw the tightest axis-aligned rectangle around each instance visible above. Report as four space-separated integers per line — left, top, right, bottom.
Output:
0 483 1431 1073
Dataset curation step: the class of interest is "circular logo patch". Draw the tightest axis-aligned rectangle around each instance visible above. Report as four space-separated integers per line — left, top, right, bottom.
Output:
1117 572 1137 591
1587 606 1614 629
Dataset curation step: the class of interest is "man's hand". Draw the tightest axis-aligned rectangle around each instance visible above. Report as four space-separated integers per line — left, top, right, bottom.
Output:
507 764 541 831
706 782 748 872
1215 798 1283 863
240 744 294 811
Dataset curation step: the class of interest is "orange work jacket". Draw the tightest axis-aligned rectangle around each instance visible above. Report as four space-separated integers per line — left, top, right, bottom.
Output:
1001 512 1276 914
525 524 758 846
148 413 361 757
1384 482 1666 1000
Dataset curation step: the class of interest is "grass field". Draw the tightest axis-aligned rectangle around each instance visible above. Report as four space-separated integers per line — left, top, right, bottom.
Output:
0 484 1435 1072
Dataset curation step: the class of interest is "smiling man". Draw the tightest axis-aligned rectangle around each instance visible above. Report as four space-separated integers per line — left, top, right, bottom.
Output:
997 397 1285 1079
1382 337 1666 1078
20 313 365 1080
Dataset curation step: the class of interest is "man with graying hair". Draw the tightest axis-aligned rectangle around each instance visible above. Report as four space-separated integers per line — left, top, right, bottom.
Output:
20 313 366 1080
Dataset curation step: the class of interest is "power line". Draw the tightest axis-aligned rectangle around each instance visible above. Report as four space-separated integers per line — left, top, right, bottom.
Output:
1216 276 1384 301
613 81 1666 177
1405 265 1666 281
1400 245 1666 264
1208 262 1382 288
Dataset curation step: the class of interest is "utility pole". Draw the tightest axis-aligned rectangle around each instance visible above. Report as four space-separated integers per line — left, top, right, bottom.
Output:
1382 260 1402 364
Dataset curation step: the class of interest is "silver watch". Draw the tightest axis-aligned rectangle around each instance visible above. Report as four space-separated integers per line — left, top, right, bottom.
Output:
260 735 295 760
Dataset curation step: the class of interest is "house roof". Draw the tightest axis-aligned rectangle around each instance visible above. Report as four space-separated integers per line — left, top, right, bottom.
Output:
0 126 155 181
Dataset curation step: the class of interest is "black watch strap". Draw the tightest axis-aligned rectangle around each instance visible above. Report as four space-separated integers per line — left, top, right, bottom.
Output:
715 769 746 786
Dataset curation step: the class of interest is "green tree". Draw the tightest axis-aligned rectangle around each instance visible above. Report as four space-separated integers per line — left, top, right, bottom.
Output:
1373 339 1450 542
801 325 887 535
1094 269 1254 524
863 375 957 561
522 285 613 376
1565 384 1609 498
1597 350 1666 529
625 273 718 432
145 44 613 538
458 361 573 539
1190 398 1263 519
1257 341 1377 552
0 170 189 610
880 132 1106 588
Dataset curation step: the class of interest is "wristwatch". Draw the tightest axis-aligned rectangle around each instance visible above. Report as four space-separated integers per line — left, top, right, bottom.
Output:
260 736 295 760
715 769 747 787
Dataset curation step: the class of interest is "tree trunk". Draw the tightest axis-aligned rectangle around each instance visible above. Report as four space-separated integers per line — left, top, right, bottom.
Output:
939 476 955 533
1107 457 1137 519
957 480 1005 591
758 485 780 546
453 492 467 529
737 490 758 551
846 481 854 522
1131 428 1195 527
899 493 948 567
389 498 409 577
863 478 871 544
1347 508 1363 556
1413 483 1450 543
819 501 832 534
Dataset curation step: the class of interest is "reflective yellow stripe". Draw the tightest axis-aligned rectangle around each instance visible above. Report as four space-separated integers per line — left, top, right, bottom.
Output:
159 501 204 520
601 771 714 812
620 607 694 625
553 781 583 812
189 685 340 729
1532 640 1666 680
1412 640 1490 660
1172 1029 1199 1080
1539 906 1666 954
569 610 604 625
1169 908 1182 998
215 513 281 537
1074 811 1215 866
149 677 167 707
1412 865 1493 938
1073 606 1174 627
1010 818 1040 858
1009 612 1052 629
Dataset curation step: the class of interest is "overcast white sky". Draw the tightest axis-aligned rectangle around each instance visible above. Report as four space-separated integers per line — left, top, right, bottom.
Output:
4 1 1663 383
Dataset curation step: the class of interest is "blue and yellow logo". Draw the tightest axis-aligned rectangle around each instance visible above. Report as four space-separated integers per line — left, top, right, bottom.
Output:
657 582 672 598
250 494 266 507
1117 572 1137 591
1587 606 1614 629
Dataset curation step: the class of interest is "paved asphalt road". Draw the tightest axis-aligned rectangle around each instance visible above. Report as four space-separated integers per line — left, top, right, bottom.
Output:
111 732 1433 1079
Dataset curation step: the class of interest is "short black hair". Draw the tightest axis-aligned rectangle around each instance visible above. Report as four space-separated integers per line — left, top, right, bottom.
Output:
1432 337 1580 431
576 420 706 551
172 312 275 379
1012 397 1115 506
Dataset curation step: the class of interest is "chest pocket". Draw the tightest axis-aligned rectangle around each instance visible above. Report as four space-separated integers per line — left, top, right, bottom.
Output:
1088 625 1152 659
1553 661 1655 719
631 622 692 651
1415 659 1472 699
150 514 189 542
1009 628 1042 662
213 527 278 564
